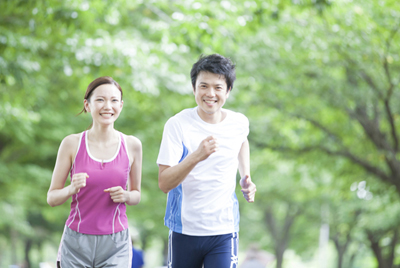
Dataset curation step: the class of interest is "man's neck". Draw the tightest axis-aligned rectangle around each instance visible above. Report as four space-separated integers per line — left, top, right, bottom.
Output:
197 107 226 124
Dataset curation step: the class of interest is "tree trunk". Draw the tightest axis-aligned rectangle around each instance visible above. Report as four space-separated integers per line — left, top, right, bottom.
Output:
332 233 351 268
367 233 386 268
275 252 284 268
24 239 32 268
264 204 300 268
337 251 344 268
366 229 399 268
275 243 285 268
388 229 399 268
11 228 18 265
348 243 362 268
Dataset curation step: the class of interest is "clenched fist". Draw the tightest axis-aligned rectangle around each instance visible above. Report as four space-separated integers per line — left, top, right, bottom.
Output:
194 135 219 162
104 186 129 203
70 173 89 194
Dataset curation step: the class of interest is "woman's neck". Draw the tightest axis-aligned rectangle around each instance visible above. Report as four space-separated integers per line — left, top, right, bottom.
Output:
87 124 118 143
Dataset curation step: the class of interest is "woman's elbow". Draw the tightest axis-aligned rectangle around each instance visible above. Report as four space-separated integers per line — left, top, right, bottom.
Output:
47 197 56 207
47 192 59 207
133 193 141 205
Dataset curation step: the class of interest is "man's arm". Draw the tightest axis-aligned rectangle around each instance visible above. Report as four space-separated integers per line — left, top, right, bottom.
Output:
238 139 256 202
158 135 218 193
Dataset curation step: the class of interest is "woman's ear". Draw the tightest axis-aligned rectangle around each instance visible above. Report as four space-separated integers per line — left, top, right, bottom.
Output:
84 99 90 113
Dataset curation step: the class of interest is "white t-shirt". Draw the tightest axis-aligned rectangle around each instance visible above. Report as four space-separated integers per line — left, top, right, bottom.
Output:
157 107 249 235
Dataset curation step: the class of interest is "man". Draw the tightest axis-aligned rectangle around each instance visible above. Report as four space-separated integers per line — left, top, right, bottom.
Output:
157 54 256 268
131 236 144 268
131 246 144 268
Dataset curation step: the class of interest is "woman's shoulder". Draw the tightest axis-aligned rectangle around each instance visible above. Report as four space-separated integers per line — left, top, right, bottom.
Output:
56 133 83 161
122 133 142 150
60 133 82 150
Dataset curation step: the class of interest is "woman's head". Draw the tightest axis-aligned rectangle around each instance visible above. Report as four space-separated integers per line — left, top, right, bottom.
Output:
80 76 123 114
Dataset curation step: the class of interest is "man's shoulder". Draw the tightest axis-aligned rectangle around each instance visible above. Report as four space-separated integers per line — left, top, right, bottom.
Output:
225 109 249 124
167 108 196 124
175 107 196 118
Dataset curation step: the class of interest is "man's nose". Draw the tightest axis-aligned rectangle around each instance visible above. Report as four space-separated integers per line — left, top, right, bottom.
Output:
207 88 216 97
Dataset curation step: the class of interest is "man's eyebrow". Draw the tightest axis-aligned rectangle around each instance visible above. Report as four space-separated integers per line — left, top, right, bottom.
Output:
199 82 224 86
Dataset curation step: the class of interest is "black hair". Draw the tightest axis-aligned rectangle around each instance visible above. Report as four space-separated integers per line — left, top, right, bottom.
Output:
190 54 236 91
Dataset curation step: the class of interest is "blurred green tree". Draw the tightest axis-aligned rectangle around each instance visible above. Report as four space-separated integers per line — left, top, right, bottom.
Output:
1 0 400 267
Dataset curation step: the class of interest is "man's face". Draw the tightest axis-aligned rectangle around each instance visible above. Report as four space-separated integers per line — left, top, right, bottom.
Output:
193 71 230 120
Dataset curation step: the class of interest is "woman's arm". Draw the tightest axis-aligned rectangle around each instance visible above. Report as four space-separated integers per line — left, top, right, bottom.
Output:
105 135 142 206
47 134 84 207
126 135 142 205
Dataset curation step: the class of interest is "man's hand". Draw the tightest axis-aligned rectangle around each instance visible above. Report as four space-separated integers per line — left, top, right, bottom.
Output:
239 175 256 203
194 135 219 161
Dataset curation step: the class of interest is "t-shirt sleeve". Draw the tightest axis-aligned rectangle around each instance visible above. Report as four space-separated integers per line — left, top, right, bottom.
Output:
157 116 184 167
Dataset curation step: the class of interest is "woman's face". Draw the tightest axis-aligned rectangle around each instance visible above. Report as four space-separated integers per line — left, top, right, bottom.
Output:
84 84 123 126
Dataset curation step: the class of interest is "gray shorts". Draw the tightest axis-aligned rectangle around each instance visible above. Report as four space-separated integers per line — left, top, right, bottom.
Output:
57 226 132 268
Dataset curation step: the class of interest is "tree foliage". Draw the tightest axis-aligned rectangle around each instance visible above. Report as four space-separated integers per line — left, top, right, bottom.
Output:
1 0 400 267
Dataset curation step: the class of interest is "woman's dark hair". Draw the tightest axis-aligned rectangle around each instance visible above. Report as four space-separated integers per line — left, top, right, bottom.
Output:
190 54 236 91
78 76 123 115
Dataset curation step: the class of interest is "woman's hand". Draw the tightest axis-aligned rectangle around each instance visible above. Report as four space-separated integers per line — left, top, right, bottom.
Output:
70 173 89 195
104 186 129 203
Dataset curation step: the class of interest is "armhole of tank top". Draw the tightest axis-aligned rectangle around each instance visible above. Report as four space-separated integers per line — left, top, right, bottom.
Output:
70 132 84 174
122 133 131 165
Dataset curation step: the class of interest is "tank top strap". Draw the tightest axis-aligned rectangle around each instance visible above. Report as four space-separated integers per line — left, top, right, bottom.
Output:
70 131 87 175
119 132 131 166
81 131 87 146
79 131 88 157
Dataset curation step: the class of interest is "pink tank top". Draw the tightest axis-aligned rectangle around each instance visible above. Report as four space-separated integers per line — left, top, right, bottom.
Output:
66 131 130 235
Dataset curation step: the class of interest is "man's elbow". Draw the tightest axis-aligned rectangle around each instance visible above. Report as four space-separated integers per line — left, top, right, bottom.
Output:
158 179 170 194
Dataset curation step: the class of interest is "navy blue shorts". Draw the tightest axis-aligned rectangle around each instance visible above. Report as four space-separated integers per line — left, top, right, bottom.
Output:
168 231 238 268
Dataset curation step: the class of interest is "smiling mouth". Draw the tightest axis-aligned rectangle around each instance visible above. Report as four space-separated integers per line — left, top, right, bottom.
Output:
100 113 114 117
204 100 217 104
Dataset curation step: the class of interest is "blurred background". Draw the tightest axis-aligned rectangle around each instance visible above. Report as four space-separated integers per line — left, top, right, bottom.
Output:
1 0 400 267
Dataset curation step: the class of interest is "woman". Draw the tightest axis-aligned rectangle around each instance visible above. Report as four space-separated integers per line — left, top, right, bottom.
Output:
47 76 142 267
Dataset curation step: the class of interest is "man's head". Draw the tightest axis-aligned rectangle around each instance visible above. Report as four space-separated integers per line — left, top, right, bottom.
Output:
190 54 236 92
